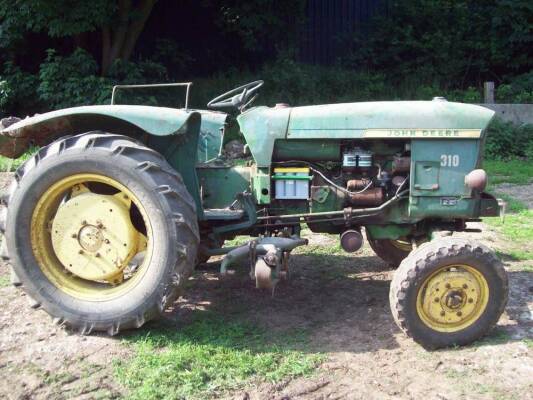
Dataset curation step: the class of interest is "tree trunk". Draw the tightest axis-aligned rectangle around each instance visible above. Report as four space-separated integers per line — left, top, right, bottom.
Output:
100 0 157 76
120 0 157 61
101 27 112 75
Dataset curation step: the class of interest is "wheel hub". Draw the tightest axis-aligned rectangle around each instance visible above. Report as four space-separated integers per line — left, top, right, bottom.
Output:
51 192 142 282
417 265 489 332
78 224 105 252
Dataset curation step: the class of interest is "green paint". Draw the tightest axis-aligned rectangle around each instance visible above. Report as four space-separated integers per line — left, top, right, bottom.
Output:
197 166 252 209
196 111 227 163
273 140 340 161
252 167 271 204
365 225 412 240
237 106 290 167
410 139 479 198
4 105 199 136
0 93 500 238
287 101 494 138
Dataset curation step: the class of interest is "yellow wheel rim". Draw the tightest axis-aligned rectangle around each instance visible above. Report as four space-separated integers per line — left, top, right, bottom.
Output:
416 264 489 332
31 173 153 301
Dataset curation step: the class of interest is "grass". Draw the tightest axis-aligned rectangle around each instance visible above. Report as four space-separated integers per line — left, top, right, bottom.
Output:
484 159 533 186
485 210 533 261
0 274 10 288
482 158 533 265
114 314 322 399
0 146 38 172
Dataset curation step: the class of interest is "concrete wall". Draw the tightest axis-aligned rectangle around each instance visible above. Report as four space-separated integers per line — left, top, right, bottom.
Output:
478 104 533 125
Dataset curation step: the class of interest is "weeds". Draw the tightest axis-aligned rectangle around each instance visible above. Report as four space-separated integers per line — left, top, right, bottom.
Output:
114 314 322 399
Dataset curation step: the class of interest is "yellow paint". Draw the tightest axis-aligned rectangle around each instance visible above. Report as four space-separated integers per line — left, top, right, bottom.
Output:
363 129 482 139
273 167 310 173
51 192 140 282
416 264 489 332
31 173 153 301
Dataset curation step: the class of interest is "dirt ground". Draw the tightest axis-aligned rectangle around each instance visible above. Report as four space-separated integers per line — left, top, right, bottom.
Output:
0 172 531 400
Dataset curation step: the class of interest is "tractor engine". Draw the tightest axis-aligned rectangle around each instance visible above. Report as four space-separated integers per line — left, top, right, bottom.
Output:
302 142 412 207
269 141 412 238
340 146 410 207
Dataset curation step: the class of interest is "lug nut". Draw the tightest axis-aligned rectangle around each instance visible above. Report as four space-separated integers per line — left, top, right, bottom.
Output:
468 298 474 303
95 253 101 258
78 250 84 255
71 234 77 239
434 297 439 303
457 311 462 317
445 283 451 289
440 311 445 316
104 239 110 244
463 284 468 289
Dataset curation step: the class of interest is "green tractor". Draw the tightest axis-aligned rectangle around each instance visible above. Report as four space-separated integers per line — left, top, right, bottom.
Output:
0 81 507 348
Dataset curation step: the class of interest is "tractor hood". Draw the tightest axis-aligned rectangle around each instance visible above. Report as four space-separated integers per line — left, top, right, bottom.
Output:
0 105 205 158
287 100 495 139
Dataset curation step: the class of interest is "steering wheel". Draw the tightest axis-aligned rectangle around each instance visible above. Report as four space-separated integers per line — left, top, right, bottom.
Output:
207 80 264 111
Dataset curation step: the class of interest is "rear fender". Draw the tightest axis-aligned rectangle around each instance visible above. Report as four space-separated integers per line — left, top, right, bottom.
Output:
0 105 205 217
0 105 200 158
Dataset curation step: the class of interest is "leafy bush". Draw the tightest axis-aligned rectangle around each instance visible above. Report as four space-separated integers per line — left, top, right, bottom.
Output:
485 118 533 160
496 72 533 103
192 58 389 108
38 48 171 110
0 62 41 116
346 0 532 90
38 48 111 110
0 48 173 116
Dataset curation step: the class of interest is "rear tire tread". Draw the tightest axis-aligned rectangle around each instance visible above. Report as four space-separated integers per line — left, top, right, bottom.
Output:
4 131 199 335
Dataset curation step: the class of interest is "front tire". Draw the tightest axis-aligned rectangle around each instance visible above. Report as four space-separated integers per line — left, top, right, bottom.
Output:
4 133 199 335
389 238 508 349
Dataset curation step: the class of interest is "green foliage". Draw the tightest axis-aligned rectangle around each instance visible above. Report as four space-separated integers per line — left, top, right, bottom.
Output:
38 49 111 110
0 48 172 114
496 73 533 103
207 0 306 51
484 118 533 160
0 62 41 116
0 146 38 172
115 314 321 399
0 0 115 48
192 58 389 108
347 0 533 88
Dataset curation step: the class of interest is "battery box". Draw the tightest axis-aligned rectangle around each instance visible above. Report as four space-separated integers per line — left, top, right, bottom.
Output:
273 167 311 199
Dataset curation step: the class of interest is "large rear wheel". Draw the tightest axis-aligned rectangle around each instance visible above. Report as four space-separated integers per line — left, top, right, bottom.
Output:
3 133 199 334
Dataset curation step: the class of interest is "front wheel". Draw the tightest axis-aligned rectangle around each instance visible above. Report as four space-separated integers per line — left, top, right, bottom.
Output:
4 133 199 335
389 238 508 349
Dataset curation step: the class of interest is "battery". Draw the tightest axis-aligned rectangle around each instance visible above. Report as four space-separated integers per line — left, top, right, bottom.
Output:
273 167 311 199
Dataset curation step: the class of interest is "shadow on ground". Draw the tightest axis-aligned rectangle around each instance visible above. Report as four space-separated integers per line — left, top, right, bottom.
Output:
131 251 531 354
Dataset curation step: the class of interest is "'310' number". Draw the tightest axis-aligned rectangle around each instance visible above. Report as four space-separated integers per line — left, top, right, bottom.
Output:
440 154 459 167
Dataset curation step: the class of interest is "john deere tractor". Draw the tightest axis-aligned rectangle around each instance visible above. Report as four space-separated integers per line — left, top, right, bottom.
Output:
0 81 507 348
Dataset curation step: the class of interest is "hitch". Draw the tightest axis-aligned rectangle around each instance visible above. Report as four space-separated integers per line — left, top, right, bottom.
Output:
220 236 308 293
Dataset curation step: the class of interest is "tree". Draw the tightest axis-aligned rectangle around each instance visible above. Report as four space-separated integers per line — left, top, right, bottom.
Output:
101 0 158 74
0 0 158 75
